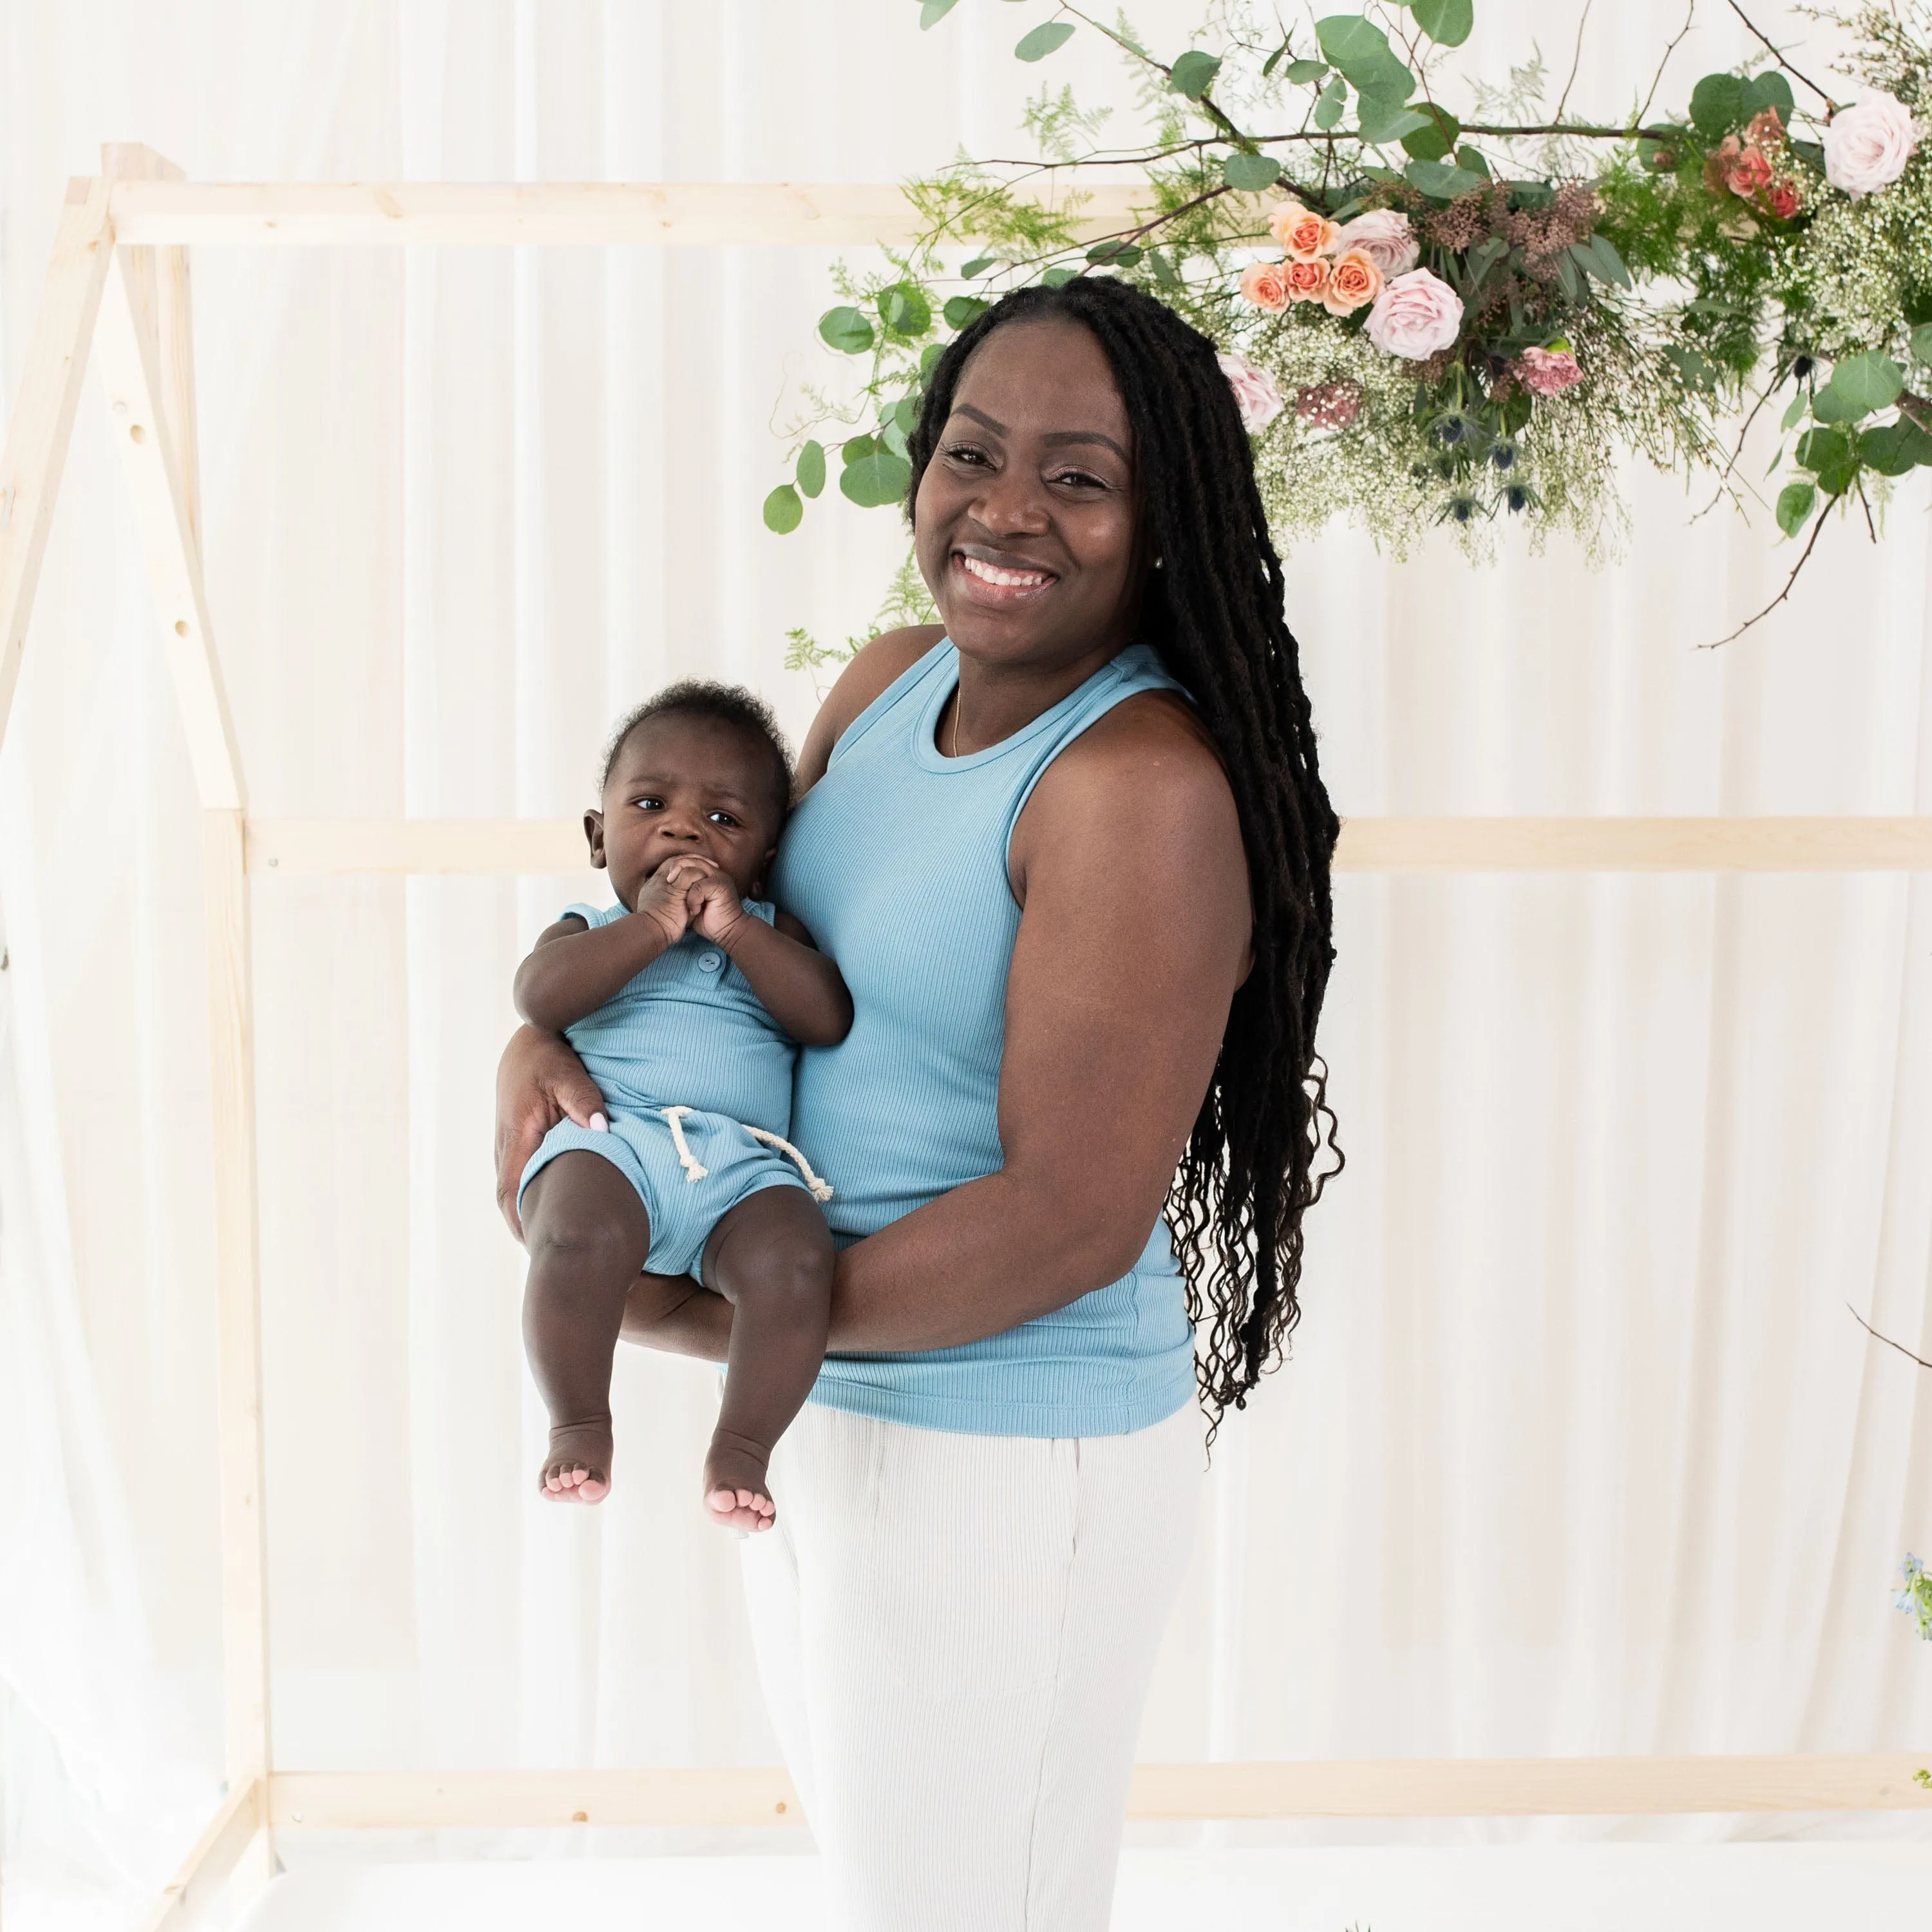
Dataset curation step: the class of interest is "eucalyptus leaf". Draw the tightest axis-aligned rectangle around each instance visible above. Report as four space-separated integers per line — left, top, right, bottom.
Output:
1457 143 1492 177
1041 265 1080 288
795 440 826 498
1313 73 1347 130
840 450 913 509
1795 425 1850 473
1553 251 1582 303
1774 480 1815 536
1408 0 1473 46
1086 239 1143 265
943 294 990 329
1740 70 1794 120
1015 20 1075 61
1401 105 1461 160
1316 14 1394 79
1406 156 1484 198
842 433 876 466
1911 321 1932 364
1809 384 1861 425
1148 249 1182 287
919 0 963 26
878 282 933 337
1858 417 1932 474
1824 350 1905 416
1689 72 1744 138
892 395 922 437
1284 58 1328 83
818 305 874 355
1779 391 1808 431
880 416 909 459
1223 151 1284 190
1170 49 1222 97
1359 100 1430 144
1815 449 1861 496
1585 233 1631 287
762 484 802 534
960 254 997 279
920 343 947 380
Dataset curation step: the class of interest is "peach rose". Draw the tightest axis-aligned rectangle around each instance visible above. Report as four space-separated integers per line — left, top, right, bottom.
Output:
1321 248 1384 316
1269 200 1341 261
1285 256 1332 303
1238 260 1291 313
1727 144 1773 197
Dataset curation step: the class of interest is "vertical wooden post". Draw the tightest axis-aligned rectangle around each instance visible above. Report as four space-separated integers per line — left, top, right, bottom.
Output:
96 145 272 1889
0 175 114 753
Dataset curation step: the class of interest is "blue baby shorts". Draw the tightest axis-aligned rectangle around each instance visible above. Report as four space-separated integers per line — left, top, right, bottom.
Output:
518 1105 815 1281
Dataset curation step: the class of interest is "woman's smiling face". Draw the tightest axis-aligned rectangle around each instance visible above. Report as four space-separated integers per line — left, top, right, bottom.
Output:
914 316 1144 677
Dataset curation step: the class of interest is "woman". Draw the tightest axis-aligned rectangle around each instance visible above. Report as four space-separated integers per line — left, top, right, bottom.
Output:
495 276 1338 1930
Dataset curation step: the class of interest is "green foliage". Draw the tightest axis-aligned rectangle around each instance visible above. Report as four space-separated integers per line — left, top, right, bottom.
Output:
1775 480 1815 535
819 306 874 354
763 484 803 534
796 440 826 498
918 0 962 26
1170 49 1221 99
1015 19 1074 62
1223 151 1283 191
1408 0 1474 47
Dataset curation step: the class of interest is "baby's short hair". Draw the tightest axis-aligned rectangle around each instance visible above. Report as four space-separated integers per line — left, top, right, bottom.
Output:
598 681 795 822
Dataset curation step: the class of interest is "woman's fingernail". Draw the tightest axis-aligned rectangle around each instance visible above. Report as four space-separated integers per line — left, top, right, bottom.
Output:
591 1113 609 1132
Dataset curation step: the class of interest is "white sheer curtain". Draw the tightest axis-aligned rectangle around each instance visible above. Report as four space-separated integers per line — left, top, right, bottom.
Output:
1 0 1929 1920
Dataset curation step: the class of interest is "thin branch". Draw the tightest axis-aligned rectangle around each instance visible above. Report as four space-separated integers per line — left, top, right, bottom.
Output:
1857 474 1879 544
1688 370 1783 521
1554 0 1595 123
1726 0 1837 110
1700 495 1830 647
1848 1300 1932 1370
1639 0 1700 126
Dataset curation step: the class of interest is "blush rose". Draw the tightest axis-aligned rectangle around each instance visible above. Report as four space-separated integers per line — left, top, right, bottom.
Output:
1364 267 1464 359
1823 89 1919 198
1333 208 1419 278
1517 346 1583 396
1217 352 1285 433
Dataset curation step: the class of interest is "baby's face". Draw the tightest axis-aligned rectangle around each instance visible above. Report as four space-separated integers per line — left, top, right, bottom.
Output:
589 715 784 911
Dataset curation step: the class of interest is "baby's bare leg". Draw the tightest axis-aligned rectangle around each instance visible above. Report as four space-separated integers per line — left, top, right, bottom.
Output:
698 1185 833 1531
521 1151 652 1504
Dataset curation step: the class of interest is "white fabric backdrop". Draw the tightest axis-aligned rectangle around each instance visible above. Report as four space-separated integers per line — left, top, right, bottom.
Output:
1 0 1930 1918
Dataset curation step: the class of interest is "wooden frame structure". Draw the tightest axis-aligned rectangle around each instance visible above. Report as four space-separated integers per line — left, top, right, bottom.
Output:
0 152 1926 1929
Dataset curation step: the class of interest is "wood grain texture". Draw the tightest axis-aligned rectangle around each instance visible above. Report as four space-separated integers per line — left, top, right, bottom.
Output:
106 178 1153 247
0 175 115 749
265 1756 1932 1829
242 815 1932 876
138 1781 263 1932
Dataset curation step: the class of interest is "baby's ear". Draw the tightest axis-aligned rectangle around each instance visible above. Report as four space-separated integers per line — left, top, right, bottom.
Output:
585 809 608 870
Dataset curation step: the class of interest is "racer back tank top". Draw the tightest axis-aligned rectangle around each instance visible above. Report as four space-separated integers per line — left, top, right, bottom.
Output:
771 638 1197 1438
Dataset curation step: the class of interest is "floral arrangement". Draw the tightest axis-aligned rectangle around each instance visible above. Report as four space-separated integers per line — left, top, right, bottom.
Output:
768 1 1932 646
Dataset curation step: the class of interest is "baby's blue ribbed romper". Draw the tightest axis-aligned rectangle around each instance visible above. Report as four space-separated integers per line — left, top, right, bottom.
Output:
517 899 820 1279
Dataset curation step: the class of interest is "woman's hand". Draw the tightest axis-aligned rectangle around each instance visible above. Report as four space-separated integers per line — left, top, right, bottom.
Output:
494 1025 609 1240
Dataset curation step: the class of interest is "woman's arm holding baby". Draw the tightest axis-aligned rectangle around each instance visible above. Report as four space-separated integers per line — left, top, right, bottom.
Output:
686 873 853 1046
511 855 712 1032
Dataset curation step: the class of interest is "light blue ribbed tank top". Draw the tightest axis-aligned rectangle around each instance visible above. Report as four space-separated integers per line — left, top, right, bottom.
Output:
771 639 1198 1438
559 898 794 1134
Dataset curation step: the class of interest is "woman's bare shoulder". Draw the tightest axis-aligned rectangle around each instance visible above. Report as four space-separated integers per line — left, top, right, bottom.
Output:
795 625 947 791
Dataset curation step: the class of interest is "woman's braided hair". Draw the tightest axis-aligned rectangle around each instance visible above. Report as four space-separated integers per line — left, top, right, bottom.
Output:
905 276 1341 1427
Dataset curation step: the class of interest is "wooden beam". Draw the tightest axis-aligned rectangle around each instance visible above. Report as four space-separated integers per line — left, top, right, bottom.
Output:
93 160 243 810
105 179 1151 248
138 1781 264 1932
204 808 273 1873
267 1755 1932 1830
0 175 115 753
241 815 1932 878
1336 815 1932 873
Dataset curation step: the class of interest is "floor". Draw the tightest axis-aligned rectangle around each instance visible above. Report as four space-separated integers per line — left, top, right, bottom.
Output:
229 1842 1932 1931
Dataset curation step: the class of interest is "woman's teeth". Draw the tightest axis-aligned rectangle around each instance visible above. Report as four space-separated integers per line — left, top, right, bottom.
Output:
960 554 1053 589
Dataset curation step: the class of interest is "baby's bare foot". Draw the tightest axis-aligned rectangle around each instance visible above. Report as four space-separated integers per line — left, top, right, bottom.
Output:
703 1430 776 1532
541 1420 612 1504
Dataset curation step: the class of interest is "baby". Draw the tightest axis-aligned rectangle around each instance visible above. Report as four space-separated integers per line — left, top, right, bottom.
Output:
512 682 851 1531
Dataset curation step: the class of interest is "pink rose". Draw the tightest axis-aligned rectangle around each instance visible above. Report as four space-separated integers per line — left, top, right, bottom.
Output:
1726 145 1773 197
1269 200 1340 261
1363 267 1463 359
1747 106 1785 150
1823 89 1918 198
1517 346 1583 395
1217 352 1284 433
1285 257 1332 303
1321 248 1384 316
1767 176 1801 219
1238 260 1291 313
1333 207 1419 278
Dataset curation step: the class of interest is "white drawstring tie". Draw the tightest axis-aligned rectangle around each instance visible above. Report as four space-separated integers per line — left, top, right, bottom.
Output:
659 1106 710 1182
658 1107 833 1203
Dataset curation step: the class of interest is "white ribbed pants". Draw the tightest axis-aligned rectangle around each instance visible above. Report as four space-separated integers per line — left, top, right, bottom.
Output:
739 1398 1204 1932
